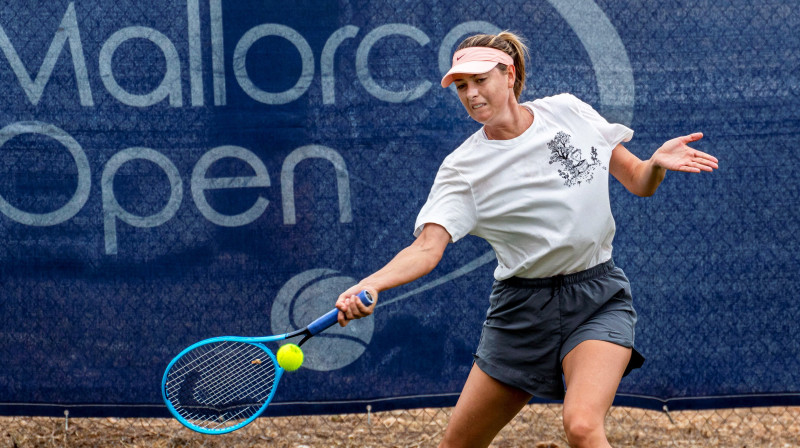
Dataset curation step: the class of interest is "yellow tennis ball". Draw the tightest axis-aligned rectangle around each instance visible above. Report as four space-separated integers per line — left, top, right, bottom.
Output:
276 343 304 371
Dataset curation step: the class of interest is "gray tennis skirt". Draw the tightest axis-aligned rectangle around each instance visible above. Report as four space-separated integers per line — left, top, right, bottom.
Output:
474 259 645 400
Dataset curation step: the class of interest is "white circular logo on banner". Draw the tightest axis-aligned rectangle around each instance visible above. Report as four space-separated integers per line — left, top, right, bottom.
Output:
270 269 373 372
545 0 634 126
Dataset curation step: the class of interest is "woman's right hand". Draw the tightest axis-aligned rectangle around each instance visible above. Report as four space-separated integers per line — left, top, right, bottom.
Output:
336 285 378 327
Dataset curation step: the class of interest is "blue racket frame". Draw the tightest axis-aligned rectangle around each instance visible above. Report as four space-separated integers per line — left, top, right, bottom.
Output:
161 290 373 434
161 336 287 434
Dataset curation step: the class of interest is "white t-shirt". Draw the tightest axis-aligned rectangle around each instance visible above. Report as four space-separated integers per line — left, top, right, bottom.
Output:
414 93 634 280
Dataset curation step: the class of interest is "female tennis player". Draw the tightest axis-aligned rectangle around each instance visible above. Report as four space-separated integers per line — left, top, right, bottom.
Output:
336 31 718 448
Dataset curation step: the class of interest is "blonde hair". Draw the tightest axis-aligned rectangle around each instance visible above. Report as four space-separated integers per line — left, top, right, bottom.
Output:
456 31 529 100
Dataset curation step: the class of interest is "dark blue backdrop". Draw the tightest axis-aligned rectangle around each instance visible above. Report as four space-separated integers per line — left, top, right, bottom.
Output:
1 0 798 417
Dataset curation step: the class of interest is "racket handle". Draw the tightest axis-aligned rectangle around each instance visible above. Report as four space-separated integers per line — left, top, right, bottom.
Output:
307 290 374 336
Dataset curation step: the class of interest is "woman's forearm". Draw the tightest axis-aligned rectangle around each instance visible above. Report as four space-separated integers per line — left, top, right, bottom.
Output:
359 243 442 292
632 158 667 197
359 224 450 292
610 144 667 197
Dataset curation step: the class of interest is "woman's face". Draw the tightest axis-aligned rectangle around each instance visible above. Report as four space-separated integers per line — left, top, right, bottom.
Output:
452 66 515 125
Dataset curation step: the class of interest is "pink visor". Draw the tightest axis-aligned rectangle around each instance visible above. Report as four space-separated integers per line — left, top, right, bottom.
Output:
441 47 514 88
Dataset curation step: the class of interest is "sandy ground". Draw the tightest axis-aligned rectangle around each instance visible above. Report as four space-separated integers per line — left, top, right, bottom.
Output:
3 405 799 447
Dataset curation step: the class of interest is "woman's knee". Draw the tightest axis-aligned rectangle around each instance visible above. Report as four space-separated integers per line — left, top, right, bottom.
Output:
563 406 606 446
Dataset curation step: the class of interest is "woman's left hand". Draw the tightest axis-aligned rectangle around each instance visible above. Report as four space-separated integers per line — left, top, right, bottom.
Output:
652 132 718 173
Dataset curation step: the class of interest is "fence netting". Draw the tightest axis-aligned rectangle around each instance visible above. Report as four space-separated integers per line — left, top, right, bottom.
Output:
2 405 800 447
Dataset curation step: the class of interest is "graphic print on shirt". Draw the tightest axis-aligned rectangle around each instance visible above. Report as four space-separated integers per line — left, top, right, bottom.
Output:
547 131 606 187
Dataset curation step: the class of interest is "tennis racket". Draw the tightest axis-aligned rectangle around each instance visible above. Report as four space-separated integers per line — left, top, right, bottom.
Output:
161 290 373 434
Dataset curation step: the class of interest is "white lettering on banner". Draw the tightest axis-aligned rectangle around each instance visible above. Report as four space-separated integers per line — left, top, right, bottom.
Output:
0 1 635 255
0 121 353 254
233 24 315 105
209 0 226 106
99 26 183 107
187 0 204 107
0 121 91 225
322 25 360 105
191 145 271 227
356 24 432 103
102 147 184 254
0 3 93 106
0 1 633 120
281 145 352 225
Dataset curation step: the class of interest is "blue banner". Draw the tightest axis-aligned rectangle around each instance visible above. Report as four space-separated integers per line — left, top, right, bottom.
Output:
1 0 798 416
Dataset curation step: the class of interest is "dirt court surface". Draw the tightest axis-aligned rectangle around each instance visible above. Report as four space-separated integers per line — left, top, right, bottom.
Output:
3 405 799 447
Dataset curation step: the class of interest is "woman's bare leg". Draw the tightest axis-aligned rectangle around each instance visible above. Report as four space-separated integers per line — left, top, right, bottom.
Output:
439 364 533 448
561 340 631 448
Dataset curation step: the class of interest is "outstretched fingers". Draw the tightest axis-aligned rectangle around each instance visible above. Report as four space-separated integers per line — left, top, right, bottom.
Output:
682 132 704 143
684 147 719 172
676 133 717 173
696 151 719 171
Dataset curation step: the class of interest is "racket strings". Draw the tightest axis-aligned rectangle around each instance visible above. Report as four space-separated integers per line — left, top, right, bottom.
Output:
168 343 275 427
167 343 259 410
165 341 278 430
171 341 275 407
182 344 269 407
